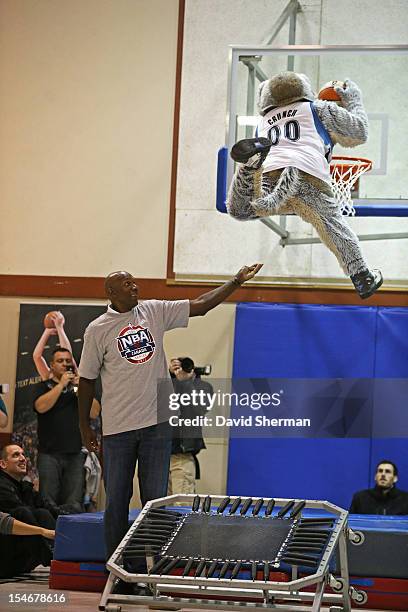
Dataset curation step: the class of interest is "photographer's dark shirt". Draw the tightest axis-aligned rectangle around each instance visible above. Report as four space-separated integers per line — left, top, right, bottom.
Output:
170 376 212 455
33 381 82 454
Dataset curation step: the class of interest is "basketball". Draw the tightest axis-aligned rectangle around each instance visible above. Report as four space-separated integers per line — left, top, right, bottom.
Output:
43 310 65 328
317 80 345 102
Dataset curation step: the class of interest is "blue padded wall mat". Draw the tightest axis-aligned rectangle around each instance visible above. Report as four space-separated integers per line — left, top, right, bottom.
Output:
227 303 407 509
370 307 408 492
54 510 140 562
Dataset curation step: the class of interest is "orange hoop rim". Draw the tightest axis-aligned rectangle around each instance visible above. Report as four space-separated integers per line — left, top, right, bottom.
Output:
330 155 373 174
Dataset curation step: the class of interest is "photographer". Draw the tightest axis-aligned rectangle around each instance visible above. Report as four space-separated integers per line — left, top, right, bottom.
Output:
32 348 84 510
168 357 213 495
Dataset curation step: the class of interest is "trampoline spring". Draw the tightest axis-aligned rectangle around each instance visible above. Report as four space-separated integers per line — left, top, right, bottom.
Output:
217 497 230 513
289 539 326 546
141 521 176 530
294 527 330 534
286 544 324 553
182 557 195 577
296 527 330 534
195 560 207 577
129 536 167 544
263 561 270 582
202 495 212 513
289 533 327 544
276 500 295 518
281 556 318 568
295 530 330 538
281 551 319 562
123 544 161 553
148 508 182 517
219 561 230 578
144 516 179 526
265 499 275 516
123 549 160 558
299 518 335 525
134 528 172 537
251 561 258 581
207 560 219 578
252 499 264 515
149 556 170 574
231 561 242 579
229 497 241 514
192 495 201 511
161 557 181 575
289 501 306 519
240 498 253 515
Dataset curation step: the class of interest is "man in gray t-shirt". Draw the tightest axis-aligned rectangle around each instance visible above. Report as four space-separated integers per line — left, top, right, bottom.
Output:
78 264 262 562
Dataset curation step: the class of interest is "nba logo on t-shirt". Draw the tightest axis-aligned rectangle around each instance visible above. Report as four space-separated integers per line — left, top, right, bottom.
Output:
116 324 156 364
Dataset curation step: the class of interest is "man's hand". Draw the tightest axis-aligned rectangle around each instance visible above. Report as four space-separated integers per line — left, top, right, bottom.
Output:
81 424 99 453
233 263 263 285
52 311 66 329
41 528 55 540
169 358 194 381
189 262 264 317
59 371 75 388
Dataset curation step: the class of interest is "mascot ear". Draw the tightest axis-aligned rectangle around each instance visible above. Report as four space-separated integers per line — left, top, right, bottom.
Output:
257 80 274 116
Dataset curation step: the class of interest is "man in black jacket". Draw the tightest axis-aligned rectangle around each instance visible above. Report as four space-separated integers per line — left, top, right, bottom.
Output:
0 444 66 577
350 460 408 515
168 357 213 494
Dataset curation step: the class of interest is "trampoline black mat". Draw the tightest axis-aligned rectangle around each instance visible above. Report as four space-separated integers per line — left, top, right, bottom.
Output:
163 513 293 562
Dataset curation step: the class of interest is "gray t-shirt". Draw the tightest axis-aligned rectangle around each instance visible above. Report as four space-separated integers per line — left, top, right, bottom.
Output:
79 299 189 436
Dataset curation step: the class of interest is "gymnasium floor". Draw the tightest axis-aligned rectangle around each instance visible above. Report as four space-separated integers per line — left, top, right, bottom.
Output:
0 574 393 612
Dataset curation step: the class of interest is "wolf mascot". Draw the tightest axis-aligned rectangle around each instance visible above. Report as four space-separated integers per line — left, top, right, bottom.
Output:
227 72 382 299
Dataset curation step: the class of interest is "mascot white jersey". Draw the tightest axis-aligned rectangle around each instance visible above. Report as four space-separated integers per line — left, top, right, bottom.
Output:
258 102 332 184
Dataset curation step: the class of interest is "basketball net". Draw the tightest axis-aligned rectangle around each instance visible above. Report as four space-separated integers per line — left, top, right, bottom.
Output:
330 156 372 216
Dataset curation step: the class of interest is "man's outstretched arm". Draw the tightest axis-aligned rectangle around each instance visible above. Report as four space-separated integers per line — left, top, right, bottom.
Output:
189 263 263 317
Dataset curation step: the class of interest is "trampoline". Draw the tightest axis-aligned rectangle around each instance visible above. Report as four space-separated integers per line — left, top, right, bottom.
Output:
100 494 366 612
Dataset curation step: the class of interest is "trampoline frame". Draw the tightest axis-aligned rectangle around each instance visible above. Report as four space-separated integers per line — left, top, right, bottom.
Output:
100 494 360 612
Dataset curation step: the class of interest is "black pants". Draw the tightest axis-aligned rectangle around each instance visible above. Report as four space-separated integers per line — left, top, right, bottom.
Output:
0 507 55 578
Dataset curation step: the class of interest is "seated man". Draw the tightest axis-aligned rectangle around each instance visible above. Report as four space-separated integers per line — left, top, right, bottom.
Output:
0 510 54 578
350 460 408 515
0 444 63 577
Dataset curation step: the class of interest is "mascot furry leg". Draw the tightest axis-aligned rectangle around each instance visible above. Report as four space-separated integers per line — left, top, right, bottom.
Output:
227 151 382 299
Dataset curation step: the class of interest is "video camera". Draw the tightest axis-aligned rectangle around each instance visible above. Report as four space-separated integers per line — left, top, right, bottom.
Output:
178 357 212 377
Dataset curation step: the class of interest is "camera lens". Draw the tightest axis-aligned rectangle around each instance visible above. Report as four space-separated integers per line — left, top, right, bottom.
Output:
179 357 194 373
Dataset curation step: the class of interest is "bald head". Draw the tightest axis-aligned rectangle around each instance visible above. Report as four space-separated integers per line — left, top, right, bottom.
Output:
104 271 131 294
105 271 139 312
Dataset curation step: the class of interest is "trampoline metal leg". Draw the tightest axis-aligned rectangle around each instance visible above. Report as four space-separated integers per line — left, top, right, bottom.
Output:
337 529 352 612
99 572 116 611
311 580 325 612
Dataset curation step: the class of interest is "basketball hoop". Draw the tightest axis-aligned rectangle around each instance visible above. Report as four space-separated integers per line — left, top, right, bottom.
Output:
330 156 373 216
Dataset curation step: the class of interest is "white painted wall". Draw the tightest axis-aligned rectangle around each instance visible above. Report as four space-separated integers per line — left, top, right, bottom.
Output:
0 0 179 278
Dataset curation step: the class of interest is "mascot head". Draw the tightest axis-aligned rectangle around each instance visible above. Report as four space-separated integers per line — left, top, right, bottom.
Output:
257 71 315 115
